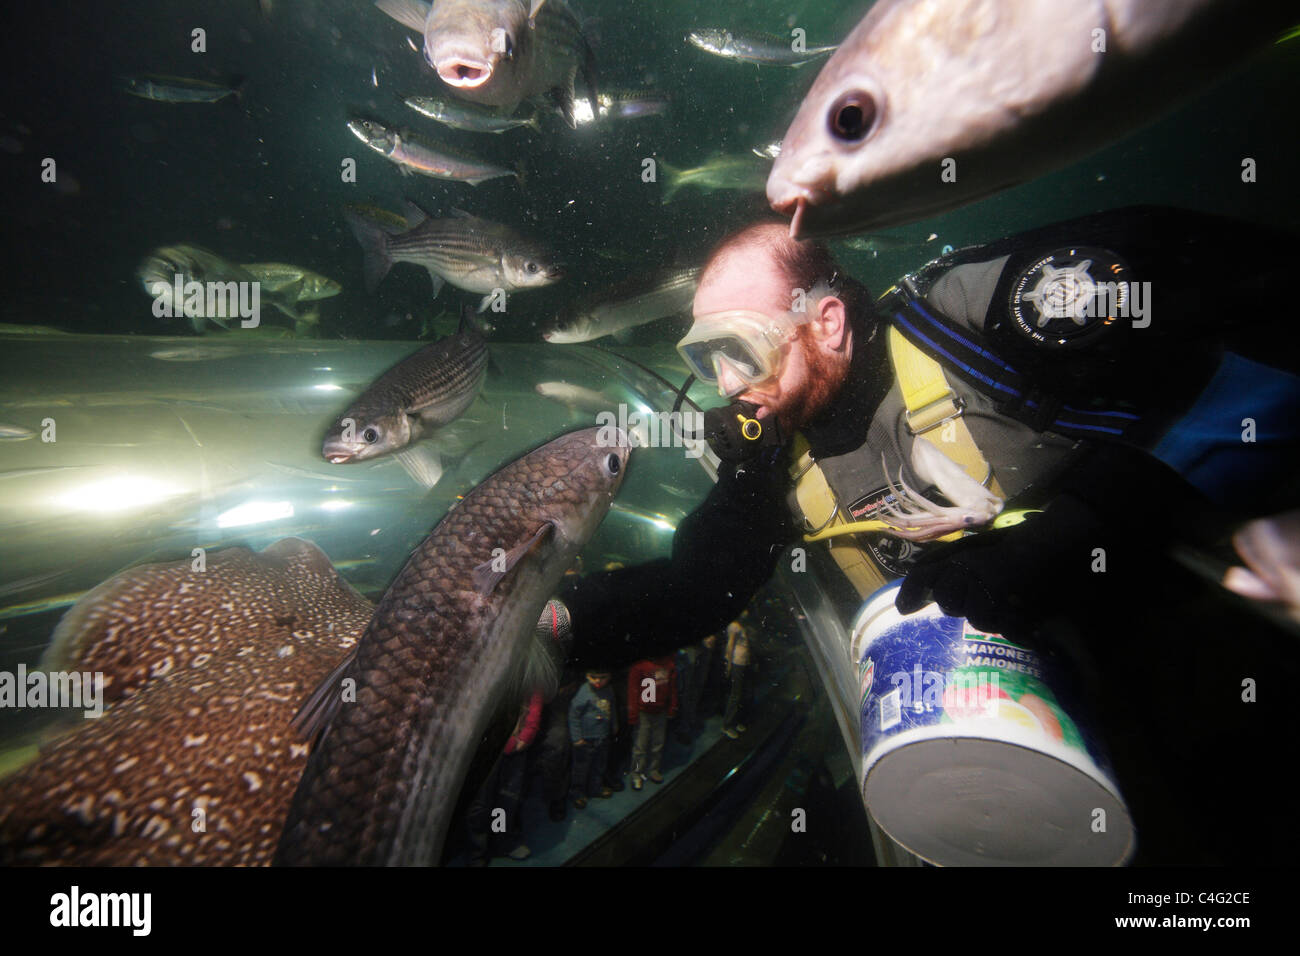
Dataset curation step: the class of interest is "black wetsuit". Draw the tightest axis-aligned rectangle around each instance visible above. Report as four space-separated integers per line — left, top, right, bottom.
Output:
565 205 1300 669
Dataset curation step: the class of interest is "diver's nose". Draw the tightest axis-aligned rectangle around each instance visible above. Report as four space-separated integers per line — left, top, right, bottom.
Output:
714 358 747 398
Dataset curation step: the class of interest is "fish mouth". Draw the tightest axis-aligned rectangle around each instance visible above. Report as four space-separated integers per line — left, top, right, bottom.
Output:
770 190 821 240
767 175 824 240
322 441 357 464
436 58 494 89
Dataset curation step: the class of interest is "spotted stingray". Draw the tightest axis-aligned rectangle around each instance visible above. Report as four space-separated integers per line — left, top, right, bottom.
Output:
0 538 372 866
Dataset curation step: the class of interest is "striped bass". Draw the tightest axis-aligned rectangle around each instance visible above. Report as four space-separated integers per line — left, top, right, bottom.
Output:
321 318 488 464
343 202 563 300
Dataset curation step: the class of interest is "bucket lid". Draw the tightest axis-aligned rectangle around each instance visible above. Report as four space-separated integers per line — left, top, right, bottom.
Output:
865 732 1136 866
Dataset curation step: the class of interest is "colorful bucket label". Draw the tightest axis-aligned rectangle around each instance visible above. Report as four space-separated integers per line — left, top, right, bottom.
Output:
852 586 1110 778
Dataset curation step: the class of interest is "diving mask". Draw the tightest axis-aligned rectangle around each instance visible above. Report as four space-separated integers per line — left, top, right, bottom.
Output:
676 309 802 393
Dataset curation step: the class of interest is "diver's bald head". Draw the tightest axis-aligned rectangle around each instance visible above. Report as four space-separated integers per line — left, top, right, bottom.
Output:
699 221 849 311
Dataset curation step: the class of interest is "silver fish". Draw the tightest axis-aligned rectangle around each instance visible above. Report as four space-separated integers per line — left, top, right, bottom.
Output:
572 90 669 125
687 28 836 66
275 426 630 865
837 233 939 257
405 94 541 133
148 346 242 362
768 0 1297 237
136 244 259 332
375 0 596 127
1224 510 1300 621
137 245 314 332
0 423 36 441
659 153 769 203
544 266 701 344
321 319 488 464
118 74 241 104
239 263 342 302
347 118 517 184
344 202 563 301
535 381 615 414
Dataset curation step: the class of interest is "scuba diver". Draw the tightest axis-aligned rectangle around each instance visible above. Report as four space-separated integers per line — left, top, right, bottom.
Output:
559 205 1300 667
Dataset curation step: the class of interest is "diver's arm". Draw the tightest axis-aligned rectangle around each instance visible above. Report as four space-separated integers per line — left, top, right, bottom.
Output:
564 458 793 670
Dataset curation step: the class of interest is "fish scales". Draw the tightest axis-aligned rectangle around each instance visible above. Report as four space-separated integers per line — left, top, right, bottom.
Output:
345 330 486 425
276 428 627 865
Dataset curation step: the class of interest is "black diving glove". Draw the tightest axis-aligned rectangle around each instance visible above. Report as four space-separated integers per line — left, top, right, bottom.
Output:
895 496 1110 639
896 443 1213 641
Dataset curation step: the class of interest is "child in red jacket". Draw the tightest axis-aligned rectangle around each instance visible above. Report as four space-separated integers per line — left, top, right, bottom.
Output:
628 656 678 791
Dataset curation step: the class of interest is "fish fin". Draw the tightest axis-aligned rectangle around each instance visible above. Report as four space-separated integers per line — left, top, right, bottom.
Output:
449 207 473 219
470 522 555 594
458 302 490 336
343 209 394 292
576 29 598 103
374 0 431 33
294 309 320 337
513 612 563 702
1223 566 1279 602
290 648 357 744
208 313 232 330
658 160 681 203
268 297 302 321
611 327 636 344
476 293 495 313
426 270 446 297
550 84 577 129
225 75 248 107
528 0 547 28
402 199 431 225
393 443 444 489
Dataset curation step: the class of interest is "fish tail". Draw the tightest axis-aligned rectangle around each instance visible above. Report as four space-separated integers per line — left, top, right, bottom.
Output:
224 75 248 108
659 160 681 203
577 27 598 103
550 83 577 129
343 209 394 293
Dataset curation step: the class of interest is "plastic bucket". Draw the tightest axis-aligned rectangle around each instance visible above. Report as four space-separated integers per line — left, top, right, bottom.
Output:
851 582 1135 866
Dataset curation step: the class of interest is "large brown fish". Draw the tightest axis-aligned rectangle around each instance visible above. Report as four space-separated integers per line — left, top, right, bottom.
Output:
275 426 629 865
375 0 596 127
0 539 372 866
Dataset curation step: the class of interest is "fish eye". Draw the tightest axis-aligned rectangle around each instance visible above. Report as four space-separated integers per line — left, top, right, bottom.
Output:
605 453 621 476
363 427 380 444
526 261 539 274
828 90 877 142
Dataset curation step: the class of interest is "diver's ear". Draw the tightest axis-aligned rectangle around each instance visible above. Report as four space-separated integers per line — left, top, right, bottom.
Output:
814 295 849 350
